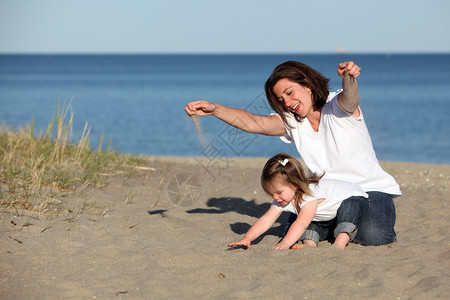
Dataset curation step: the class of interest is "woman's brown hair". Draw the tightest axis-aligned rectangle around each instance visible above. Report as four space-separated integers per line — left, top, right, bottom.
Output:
261 153 324 212
264 61 330 126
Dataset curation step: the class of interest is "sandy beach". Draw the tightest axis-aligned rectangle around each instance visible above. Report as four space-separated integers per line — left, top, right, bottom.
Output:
1 156 449 299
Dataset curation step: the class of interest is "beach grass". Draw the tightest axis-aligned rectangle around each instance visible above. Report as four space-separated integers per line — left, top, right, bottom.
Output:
0 104 144 213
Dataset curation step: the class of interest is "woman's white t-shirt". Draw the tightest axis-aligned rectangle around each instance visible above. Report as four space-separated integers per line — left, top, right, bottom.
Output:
276 90 401 196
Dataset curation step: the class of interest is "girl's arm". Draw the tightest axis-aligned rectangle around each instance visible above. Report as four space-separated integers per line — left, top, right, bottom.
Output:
273 200 319 250
337 61 361 118
228 205 282 249
185 100 286 136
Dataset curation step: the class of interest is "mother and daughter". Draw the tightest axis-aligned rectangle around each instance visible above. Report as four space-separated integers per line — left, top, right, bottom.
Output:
185 60 401 249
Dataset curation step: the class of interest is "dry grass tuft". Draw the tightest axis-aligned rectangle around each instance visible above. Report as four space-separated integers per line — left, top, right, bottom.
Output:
0 103 144 213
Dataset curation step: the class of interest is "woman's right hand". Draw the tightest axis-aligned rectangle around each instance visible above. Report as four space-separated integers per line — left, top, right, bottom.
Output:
184 100 217 117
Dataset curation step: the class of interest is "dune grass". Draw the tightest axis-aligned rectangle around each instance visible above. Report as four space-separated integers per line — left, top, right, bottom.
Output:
0 104 144 213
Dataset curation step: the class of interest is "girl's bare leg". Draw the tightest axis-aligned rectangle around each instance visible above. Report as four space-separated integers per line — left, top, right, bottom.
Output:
302 239 318 247
334 233 350 250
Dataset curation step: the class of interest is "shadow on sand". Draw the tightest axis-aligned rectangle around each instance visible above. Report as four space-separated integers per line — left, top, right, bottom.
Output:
186 197 291 246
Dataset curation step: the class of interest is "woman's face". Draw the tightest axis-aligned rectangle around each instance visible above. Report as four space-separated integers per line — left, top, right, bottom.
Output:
273 78 313 118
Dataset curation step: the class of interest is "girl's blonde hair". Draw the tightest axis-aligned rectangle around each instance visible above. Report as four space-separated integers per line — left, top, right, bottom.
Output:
261 153 324 212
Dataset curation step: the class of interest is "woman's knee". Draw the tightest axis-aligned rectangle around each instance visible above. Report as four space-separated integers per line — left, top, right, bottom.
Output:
353 192 397 246
353 225 396 246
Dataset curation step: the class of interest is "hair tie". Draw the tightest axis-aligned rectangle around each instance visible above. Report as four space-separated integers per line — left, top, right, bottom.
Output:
279 158 289 166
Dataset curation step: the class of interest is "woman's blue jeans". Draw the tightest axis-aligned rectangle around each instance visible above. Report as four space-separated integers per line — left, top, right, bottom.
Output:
287 192 397 246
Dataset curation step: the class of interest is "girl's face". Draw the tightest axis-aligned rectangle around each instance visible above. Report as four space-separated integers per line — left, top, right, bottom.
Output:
265 175 296 206
273 78 313 118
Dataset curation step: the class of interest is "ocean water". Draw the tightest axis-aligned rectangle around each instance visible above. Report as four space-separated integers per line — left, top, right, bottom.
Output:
0 54 449 164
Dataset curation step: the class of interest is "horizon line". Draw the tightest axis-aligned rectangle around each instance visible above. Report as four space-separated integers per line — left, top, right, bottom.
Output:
1 51 449 56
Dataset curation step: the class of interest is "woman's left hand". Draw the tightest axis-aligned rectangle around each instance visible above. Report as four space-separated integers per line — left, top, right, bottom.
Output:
337 61 361 78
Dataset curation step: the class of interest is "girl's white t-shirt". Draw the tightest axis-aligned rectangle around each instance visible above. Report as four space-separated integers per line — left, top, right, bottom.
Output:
272 178 368 222
276 90 401 196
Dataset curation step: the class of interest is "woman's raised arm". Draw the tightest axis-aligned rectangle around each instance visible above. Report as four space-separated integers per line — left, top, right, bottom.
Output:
337 61 361 118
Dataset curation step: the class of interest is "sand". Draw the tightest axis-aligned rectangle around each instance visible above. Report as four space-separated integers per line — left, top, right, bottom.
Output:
1 156 449 299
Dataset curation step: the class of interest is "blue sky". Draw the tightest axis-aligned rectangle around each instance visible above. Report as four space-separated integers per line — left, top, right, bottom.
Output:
1 0 449 54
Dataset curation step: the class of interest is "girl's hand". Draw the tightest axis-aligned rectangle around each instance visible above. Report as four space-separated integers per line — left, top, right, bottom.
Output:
272 242 291 250
337 61 361 78
185 100 217 117
228 238 252 249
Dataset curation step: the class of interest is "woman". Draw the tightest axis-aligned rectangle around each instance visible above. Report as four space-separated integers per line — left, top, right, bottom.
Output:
185 61 400 246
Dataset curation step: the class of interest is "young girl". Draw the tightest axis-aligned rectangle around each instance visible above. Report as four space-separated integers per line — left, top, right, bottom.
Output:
228 153 369 250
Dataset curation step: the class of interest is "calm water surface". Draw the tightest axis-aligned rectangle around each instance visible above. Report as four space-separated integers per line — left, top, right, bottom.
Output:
0 54 449 164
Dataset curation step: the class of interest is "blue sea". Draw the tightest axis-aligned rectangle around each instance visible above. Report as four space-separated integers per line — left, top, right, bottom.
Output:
1 54 449 164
